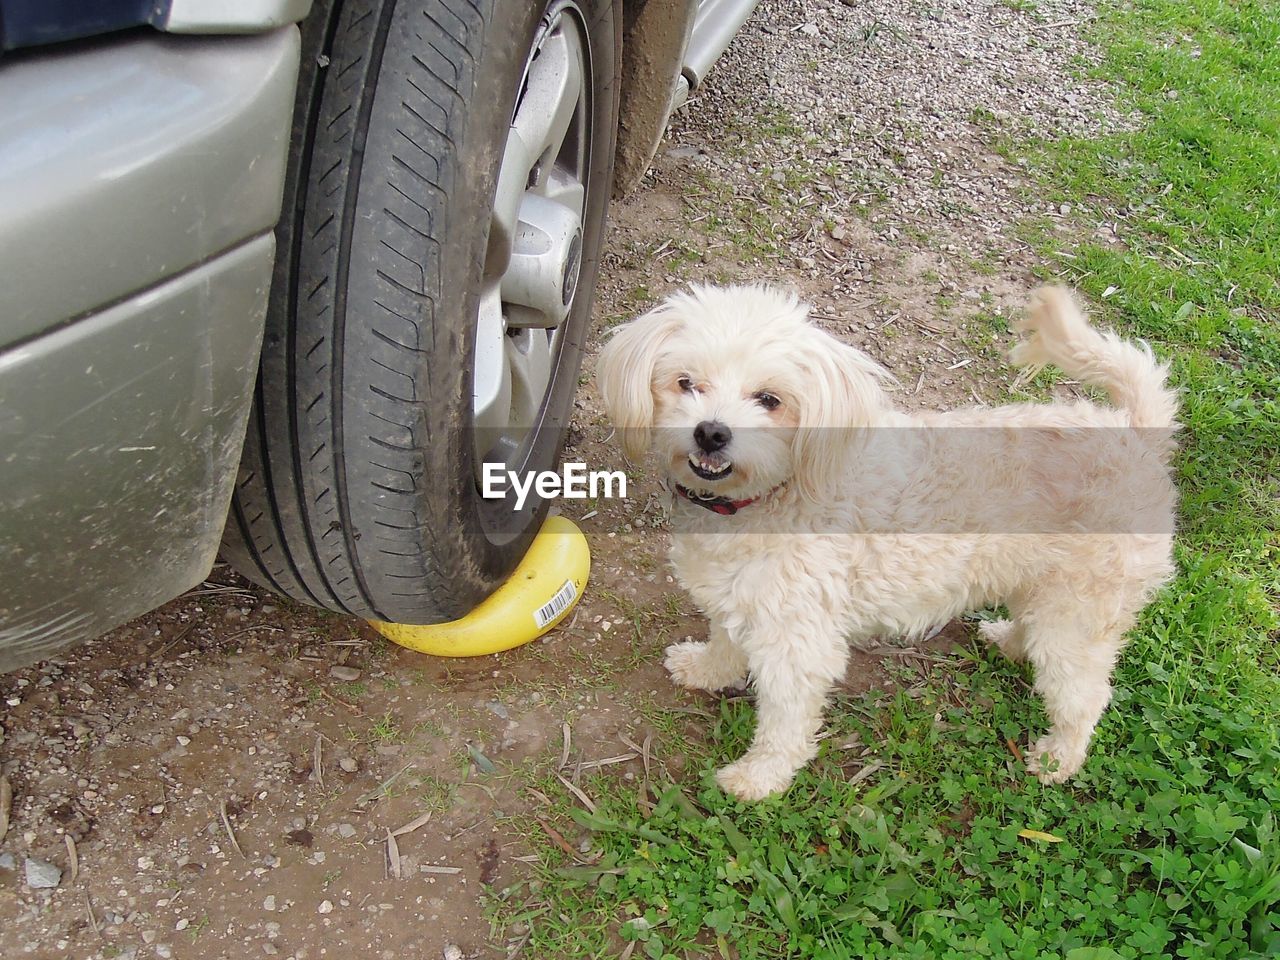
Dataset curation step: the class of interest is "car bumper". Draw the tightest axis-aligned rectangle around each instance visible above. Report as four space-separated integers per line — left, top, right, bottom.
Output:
0 28 300 670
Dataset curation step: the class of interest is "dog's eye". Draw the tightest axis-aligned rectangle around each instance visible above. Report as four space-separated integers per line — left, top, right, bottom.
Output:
754 392 781 411
677 376 696 393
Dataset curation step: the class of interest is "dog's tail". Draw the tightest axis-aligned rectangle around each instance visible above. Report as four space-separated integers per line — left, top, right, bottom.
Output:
1011 286 1179 432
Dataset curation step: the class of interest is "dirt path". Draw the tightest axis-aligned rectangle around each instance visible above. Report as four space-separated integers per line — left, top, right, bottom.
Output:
0 2 1120 957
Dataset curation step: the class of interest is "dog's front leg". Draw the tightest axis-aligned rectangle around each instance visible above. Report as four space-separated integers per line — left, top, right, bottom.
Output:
715 612 848 801
664 622 748 692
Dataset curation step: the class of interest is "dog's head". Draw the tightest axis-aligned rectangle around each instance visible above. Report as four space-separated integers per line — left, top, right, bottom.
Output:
597 284 892 501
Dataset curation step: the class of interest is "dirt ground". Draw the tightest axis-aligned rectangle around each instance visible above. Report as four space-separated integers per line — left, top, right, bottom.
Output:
0 1 1118 957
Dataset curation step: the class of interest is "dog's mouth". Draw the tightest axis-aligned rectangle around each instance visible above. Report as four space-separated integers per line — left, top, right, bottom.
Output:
687 452 733 482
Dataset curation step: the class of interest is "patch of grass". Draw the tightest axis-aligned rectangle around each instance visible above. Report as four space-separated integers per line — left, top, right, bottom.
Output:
678 106 836 263
358 710 402 745
415 773 458 813
503 2 1280 957
335 680 368 701
957 311 1011 361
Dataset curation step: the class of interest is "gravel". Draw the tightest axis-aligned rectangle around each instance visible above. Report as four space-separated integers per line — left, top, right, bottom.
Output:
669 0 1129 253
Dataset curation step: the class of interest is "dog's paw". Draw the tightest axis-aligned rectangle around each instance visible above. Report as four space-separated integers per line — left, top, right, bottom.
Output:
979 619 1025 663
1026 733 1087 784
663 641 744 691
715 755 797 801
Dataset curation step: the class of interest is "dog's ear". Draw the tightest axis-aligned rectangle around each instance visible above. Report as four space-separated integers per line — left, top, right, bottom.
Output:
596 300 686 460
790 331 893 501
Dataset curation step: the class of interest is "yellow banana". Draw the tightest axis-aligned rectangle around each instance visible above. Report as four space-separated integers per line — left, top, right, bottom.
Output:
368 514 590 657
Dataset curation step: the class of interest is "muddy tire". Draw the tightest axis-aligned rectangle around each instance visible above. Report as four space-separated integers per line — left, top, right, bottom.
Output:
221 0 620 621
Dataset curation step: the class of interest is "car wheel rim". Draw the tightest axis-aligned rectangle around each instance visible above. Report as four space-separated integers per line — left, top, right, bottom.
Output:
472 2 590 475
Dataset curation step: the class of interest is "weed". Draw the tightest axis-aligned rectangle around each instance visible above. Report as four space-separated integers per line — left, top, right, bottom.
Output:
187 916 210 942
368 711 402 745
335 681 367 701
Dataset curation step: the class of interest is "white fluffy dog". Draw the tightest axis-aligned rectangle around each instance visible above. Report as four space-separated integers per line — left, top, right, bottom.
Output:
597 284 1177 800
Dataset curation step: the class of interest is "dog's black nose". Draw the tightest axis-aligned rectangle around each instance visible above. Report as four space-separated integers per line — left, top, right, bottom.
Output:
694 420 732 453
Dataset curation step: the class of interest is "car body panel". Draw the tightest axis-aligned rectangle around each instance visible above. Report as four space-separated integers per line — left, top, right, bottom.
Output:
164 0 314 34
0 0 312 54
0 234 275 673
0 28 299 347
0 27 299 671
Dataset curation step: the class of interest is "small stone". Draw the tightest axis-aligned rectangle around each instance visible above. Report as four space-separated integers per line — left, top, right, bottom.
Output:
318 899 334 914
24 858 61 889
142 931 157 944
337 823 356 839
831 225 847 241
1059 203 1072 215
483 701 510 720
442 946 463 960
156 946 172 959
0 853 16 870
338 757 358 773
328 666 361 682
263 896 277 911
175 919 189 931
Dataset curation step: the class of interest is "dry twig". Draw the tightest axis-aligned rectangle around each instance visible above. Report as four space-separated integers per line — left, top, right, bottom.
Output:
65 835 79 883
0 775 10 843
219 801 245 859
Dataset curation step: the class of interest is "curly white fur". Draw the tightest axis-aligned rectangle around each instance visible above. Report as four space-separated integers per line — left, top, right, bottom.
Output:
598 284 1178 799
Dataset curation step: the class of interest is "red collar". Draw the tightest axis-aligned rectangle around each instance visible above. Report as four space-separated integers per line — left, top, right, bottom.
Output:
674 482 770 516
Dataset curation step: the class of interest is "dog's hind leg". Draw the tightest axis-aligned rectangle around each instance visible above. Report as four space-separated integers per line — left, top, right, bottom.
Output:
715 615 848 801
664 622 748 692
1022 617 1127 784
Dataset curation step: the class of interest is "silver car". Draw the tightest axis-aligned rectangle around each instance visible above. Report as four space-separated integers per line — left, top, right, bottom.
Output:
0 0 759 671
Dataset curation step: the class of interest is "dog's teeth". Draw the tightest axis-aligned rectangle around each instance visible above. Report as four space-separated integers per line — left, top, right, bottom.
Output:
689 453 731 475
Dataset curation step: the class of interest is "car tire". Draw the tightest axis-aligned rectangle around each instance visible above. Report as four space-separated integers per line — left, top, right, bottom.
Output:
221 0 620 621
